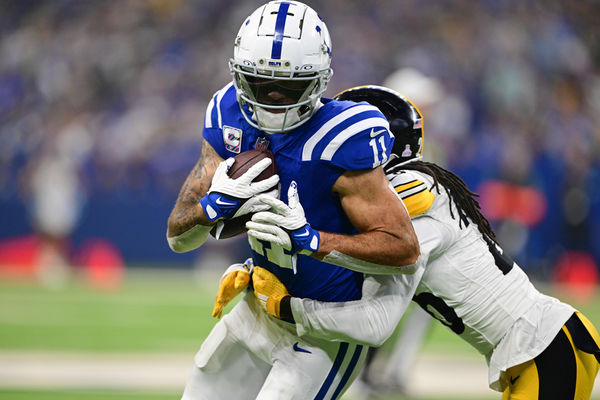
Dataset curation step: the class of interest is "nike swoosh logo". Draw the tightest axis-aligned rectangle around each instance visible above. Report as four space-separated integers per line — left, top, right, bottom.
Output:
295 228 310 237
215 197 237 206
370 128 387 137
293 342 311 354
509 375 520 385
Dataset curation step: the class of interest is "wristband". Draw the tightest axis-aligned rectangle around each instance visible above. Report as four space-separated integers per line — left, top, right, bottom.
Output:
289 224 320 253
200 192 241 222
279 296 294 322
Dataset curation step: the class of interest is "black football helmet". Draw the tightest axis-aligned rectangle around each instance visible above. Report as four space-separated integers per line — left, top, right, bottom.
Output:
334 85 424 165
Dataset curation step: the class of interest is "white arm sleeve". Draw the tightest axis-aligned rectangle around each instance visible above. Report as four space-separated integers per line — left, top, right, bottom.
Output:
322 250 419 275
167 224 212 253
292 268 424 346
292 216 451 346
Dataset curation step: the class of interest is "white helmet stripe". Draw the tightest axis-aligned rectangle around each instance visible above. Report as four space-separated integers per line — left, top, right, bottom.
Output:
204 93 217 129
231 1 331 133
271 2 291 59
215 82 233 129
320 117 389 161
302 105 379 161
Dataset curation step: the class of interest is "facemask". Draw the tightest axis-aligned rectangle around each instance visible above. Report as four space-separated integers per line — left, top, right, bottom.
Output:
253 106 302 133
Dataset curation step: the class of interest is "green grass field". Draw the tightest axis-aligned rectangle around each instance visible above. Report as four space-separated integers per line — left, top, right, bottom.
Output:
0 390 486 400
0 268 598 400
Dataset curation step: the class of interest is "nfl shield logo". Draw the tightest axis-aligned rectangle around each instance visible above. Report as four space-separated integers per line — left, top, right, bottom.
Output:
223 125 242 153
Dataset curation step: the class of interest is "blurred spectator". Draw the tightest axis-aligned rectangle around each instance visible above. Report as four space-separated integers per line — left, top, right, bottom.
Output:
0 0 598 277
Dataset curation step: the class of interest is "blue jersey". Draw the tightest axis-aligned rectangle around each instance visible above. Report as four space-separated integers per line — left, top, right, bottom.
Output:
203 83 394 302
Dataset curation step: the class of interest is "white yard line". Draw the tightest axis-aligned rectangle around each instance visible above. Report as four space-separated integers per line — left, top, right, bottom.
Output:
0 352 191 391
0 351 597 398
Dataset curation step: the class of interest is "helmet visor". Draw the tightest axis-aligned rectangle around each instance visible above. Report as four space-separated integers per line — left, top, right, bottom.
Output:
239 75 317 107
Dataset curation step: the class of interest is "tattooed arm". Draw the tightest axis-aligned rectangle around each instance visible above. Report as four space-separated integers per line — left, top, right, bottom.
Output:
166 139 223 252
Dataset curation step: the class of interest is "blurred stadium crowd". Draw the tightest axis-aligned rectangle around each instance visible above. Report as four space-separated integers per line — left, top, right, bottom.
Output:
0 0 599 280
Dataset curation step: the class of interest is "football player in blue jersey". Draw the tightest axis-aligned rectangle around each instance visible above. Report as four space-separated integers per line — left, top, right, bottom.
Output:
250 86 600 400
166 2 419 399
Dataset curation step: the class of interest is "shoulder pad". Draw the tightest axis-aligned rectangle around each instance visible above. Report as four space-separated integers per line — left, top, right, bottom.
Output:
202 83 246 159
389 170 435 217
301 101 394 170
204 82 236 130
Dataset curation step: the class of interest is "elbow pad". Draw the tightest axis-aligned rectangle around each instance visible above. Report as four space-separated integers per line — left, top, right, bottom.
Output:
167 224 212 253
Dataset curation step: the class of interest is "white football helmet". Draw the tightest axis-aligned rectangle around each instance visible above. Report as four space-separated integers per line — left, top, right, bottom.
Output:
229 1 333 133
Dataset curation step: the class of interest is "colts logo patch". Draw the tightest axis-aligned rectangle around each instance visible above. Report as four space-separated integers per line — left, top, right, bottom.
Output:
223 125 242 154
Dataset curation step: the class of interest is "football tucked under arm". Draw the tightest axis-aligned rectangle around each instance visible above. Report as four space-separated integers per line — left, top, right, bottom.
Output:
205 149 279 239
246 181 320 257
168 146 279 252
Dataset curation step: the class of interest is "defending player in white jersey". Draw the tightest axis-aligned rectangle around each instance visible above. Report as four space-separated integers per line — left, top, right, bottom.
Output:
166 2 419 399
250 86 600 399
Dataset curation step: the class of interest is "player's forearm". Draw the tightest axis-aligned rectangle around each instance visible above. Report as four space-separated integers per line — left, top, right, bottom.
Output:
291 272 423 345
313 228 419 267
324 168 420 270
167 223 213 253
168 201 212 237
167 198 214 253
291 296 394 346
167 165 213 239
167 152 217 252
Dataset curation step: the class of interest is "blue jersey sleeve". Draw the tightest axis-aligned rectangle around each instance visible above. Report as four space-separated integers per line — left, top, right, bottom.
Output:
325 101 394 170
203 126 228 159
201 82 264 160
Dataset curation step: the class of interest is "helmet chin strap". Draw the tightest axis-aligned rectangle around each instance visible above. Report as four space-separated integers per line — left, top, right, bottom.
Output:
252 100 323 133
253 107 302 133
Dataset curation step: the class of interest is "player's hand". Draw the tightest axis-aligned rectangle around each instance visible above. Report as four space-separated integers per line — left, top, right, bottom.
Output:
252 266 290 319
231 187 279 219
246 181 320 254
200 158 280 222
211 258 254 318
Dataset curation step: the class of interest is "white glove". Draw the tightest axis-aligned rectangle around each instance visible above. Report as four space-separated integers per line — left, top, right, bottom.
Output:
246 181 320 254
232 187 279 219
199 158 280 221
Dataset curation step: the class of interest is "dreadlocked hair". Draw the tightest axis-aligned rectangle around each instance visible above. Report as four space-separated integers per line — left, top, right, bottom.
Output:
386 160 497 243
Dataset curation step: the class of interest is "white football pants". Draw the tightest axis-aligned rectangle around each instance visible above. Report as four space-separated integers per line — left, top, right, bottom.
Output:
181 291 368 400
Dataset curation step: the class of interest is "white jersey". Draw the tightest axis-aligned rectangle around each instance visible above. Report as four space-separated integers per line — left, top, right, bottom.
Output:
291 168 575 391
